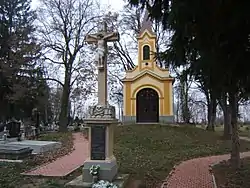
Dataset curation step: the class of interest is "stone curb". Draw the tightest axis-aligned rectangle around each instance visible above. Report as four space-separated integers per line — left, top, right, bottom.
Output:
160 162 182 188
209 160 227 188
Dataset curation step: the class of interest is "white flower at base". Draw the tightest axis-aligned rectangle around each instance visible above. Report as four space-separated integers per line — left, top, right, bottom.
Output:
89 165 101 176
92 180 118 188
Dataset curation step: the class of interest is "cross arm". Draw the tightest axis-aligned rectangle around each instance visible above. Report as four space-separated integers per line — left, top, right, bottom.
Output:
104 32 120 42
85 34 98 44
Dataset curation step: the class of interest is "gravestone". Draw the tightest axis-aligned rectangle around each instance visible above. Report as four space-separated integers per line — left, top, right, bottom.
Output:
7 140 62 154
0 122 5 132
6 121 21 138
0 144 32 160
66 21 129 188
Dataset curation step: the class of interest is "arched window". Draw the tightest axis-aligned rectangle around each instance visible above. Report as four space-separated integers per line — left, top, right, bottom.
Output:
142 45 150 60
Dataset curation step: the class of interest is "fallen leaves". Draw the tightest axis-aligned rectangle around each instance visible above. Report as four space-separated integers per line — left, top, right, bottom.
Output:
213 157 250 188
29 132 74 166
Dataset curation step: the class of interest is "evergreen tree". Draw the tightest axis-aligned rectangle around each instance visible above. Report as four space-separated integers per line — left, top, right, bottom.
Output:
0 0 46 121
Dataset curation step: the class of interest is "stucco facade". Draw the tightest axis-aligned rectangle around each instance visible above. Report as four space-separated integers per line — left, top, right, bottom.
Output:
122 22 175 124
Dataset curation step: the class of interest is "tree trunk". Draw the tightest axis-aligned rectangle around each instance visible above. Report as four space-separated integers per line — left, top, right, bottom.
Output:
180 76 190 123
206 91 216 131
176 91 180 123
229 92 240 169
184 88 190 123
59 70 71 132
219 94 232 139
223 105 232 139
221 95 232 139
207 96 211 126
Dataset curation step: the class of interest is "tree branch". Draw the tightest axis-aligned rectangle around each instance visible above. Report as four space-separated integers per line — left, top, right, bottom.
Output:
42 77 64 87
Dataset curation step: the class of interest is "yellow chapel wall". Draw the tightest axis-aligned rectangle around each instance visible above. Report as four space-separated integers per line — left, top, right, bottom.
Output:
123 75 174 117
123 82 131 116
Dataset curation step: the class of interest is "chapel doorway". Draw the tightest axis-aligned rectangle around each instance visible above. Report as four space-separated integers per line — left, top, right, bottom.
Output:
136 88 159 123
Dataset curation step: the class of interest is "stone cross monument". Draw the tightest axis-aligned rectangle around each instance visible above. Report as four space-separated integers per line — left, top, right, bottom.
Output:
66 21 128 188
66 20 129 188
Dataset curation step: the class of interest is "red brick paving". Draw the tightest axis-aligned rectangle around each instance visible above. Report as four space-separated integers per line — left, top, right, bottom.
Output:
22 132 89 177
161 152 250 188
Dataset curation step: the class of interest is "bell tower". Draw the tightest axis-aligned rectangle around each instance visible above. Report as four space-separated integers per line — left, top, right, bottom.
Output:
137 10 157 71
122 10 175 125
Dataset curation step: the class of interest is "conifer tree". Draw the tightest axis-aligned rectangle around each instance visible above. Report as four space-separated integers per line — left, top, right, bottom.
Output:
0 0 46 120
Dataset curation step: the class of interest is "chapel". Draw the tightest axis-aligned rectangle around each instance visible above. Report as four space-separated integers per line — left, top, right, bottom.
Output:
122 11 175 124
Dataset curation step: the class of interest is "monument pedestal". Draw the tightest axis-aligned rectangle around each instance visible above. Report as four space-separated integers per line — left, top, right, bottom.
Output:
66 104 129 188
82 155 118 182
82 107 118 183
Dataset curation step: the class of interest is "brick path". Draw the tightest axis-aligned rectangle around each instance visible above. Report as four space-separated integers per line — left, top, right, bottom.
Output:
22 132 89 177
161 141 250 188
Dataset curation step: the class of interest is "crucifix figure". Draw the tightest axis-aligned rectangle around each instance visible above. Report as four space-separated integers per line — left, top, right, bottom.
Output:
85 22 120 105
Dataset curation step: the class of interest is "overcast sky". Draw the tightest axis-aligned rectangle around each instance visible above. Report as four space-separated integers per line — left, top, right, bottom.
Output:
31 0 126 11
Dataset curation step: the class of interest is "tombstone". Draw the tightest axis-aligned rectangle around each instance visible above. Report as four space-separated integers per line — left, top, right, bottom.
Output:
0 144 33 160
31 126 36 137
2 126 7 141
0 122 5 132
0 121 62 155
7 120 21 138
7 140 62 154
66 21 129 187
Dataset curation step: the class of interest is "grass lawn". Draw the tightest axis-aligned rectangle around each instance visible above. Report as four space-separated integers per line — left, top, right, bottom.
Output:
212 157 250 188
0 132 74 188
238 126 250 138
214 125 250 138
114 125 250 187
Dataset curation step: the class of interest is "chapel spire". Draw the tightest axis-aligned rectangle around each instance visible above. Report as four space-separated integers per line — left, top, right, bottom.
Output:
139 9 155 35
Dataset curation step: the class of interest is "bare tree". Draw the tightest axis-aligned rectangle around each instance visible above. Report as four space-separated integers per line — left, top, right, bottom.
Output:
188 90 207 124
106 4 170 71
173 67 193 124
49 85 62 122
37 0 99 131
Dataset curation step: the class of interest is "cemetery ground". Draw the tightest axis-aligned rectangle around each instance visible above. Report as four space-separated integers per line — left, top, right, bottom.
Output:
212 157 250 188
215 124 250 138
1 125 250 188
0 132 75 188
206 125 250 188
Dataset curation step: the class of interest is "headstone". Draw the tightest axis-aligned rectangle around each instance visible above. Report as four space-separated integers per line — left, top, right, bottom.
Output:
0 122 5 132
7 121 21 138
21 132 25 140
32 126 36 137
2 126 8 141
0 144 32 160
7 140 62 154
